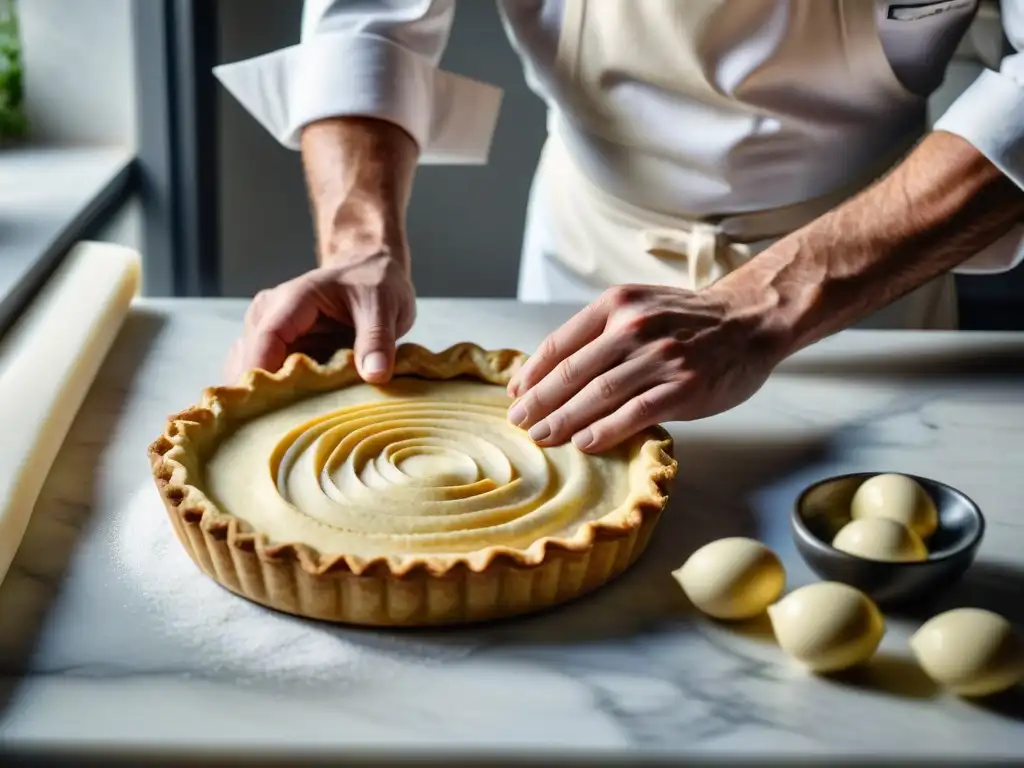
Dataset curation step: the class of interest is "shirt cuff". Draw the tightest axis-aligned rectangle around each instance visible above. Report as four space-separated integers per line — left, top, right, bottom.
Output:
952 225 1024 275
934 69 1024 273
934 68 1024 192
213 32 503 165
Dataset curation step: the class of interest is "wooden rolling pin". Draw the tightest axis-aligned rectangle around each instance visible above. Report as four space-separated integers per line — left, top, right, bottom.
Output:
0 241 140 586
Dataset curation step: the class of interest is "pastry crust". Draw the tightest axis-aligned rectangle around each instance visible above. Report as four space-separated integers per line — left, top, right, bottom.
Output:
148 342 677 626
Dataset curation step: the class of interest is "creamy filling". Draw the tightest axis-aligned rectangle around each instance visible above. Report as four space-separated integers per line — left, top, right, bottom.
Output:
205 378 634 559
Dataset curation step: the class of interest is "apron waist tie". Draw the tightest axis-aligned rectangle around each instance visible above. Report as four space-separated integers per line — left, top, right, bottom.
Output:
641 225 751 291
539 125 922 293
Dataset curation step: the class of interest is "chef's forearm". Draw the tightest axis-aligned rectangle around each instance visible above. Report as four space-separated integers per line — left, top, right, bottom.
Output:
715 130 1024 359
300 117 419 267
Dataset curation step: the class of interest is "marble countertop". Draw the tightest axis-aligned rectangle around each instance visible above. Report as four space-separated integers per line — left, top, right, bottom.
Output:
1 298 1023 763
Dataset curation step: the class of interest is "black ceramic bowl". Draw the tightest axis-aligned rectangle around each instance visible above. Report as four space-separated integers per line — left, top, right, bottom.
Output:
791 472 985 607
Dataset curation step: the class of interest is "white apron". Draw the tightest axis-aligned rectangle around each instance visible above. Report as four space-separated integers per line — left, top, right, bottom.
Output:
517 0 959 330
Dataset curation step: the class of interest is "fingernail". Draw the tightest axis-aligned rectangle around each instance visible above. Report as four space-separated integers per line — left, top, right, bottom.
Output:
572 428 594 451
529 421 551 442
362 351 388 376
508 400 527 426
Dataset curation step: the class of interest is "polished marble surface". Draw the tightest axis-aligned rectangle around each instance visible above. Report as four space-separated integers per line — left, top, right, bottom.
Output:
1 298 1022 762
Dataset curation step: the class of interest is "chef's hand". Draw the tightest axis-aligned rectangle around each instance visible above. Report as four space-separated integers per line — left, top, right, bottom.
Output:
223 249 415 384
224 116 419 385
505 284 782 453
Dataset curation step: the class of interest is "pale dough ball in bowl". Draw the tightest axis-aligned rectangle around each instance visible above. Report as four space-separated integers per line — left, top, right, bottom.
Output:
791 472 984 607
851 473 938 539
831 517 928 562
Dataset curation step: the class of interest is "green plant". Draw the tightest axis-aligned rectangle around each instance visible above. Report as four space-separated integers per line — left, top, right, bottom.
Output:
0 0 28 142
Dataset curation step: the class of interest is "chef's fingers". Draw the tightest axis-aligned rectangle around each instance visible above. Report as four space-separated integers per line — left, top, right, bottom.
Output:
507 331 626 431
521 354 657 447
394 290 418 339
570 381 678 454
507 297 610 398
241 285 321 375
349 288 399 384
243 289 272 337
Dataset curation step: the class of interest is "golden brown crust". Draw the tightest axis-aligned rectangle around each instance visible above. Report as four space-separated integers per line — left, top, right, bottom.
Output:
147 342 677 625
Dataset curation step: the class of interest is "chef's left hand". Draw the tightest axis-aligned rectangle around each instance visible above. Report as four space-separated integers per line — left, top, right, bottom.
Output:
505 284 783 453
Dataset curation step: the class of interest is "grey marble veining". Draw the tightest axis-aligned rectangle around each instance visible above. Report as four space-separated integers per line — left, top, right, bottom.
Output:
1 298 1023 762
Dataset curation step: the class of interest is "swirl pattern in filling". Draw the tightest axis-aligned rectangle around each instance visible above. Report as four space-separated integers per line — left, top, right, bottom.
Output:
205 378 636 559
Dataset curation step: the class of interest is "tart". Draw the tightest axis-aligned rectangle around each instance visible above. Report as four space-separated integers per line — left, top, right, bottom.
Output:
148 343 677 626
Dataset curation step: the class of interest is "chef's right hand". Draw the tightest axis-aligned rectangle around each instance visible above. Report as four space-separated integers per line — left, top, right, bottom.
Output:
224 116 420 385
223 248 416 385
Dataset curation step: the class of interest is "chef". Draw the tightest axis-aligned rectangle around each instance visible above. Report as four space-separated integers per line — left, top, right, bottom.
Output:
217 0 1024 452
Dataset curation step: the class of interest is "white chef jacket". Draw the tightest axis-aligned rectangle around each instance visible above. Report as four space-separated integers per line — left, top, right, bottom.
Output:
215 0 1024 281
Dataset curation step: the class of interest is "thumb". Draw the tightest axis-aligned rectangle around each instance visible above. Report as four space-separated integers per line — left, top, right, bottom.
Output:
350 290 398 383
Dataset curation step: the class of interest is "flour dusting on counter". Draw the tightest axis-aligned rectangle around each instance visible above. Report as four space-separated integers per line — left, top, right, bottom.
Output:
108 485 478 684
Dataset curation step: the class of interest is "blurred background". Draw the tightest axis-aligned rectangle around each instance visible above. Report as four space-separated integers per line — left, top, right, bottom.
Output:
3 0 1023 328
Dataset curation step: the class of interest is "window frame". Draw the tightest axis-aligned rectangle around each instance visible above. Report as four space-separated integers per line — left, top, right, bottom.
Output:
131 0 221 298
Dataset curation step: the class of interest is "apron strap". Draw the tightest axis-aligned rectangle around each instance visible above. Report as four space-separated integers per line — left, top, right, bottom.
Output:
642 226 750 290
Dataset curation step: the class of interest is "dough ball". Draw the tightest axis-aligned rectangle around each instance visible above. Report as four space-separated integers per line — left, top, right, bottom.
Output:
767 582 885 673
850 473 938 539
831 517 928 562
910 607 1024 697
671 537 785 620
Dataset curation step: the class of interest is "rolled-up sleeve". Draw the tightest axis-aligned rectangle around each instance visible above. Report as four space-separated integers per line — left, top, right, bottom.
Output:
212 0 504 165
937 0 1024 273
